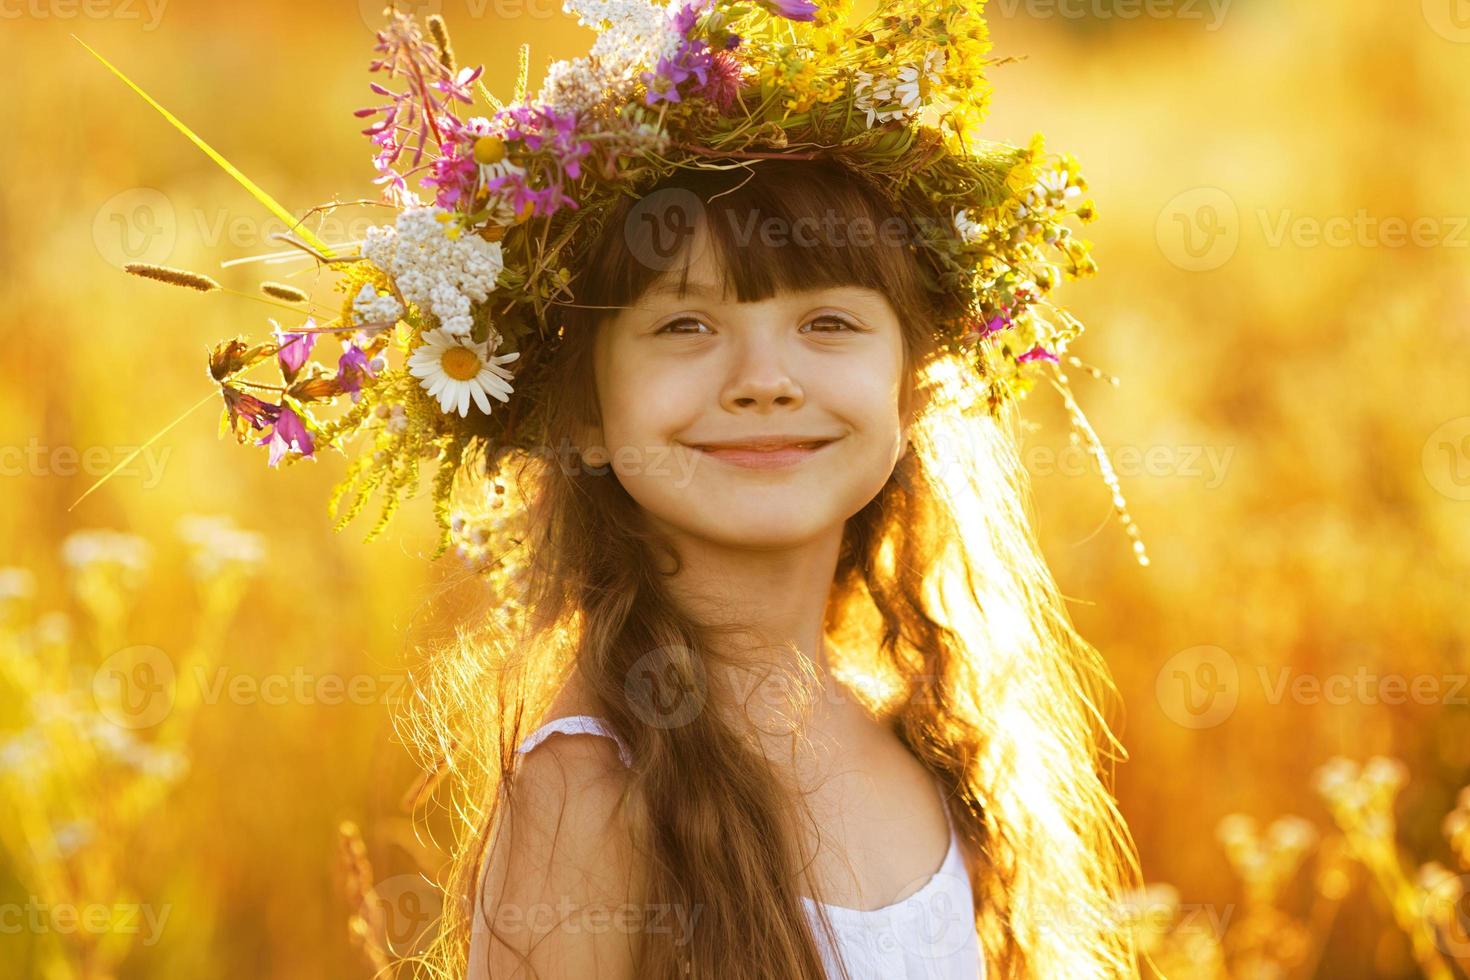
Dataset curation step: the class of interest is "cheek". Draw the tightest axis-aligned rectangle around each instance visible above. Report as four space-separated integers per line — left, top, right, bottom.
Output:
820 350 906 433
594 346 700 449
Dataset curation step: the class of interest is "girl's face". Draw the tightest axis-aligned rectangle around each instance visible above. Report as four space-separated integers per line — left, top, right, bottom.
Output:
587 230 910 550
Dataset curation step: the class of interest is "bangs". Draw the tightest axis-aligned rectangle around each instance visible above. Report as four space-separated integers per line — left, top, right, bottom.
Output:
561 159 938 325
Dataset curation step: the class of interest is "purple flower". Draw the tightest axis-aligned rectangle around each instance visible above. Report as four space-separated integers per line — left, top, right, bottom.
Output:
221 385 281 432
698 51 744 113
423 140 480 210
641 0 719 107
483 105 589 219
1017 345 1060 364
430 65 484 107
336 344 376 403
756 0 818 21
273 320 317 383
357 11 487 206
257 405 315 467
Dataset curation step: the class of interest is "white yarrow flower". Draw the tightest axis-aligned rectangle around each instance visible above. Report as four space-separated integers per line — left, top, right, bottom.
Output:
407 329 520 417
351 283 404 327
363 206 504 337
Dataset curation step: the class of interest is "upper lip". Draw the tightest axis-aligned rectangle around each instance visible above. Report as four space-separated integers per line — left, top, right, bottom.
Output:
685 435 840 451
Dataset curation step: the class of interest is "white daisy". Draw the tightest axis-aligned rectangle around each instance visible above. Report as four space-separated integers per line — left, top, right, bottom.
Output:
1034 168 1081 204
953 207 987 244
893 50 946 118
407 328 520 418
469 134 528 227
853 71 901 127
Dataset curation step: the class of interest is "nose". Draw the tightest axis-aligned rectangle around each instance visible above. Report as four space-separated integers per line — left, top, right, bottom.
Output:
719 335 804 412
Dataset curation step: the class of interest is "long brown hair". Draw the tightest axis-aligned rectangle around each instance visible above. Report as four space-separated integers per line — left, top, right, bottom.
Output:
400 158 1144 979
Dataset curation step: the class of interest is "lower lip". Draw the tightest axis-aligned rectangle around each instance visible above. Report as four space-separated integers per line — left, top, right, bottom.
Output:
690 442 835 469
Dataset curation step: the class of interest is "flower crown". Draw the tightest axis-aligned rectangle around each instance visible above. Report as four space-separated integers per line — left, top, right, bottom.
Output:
89 0 1149 568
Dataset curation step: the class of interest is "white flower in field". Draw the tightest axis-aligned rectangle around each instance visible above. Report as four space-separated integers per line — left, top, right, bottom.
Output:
363 206 504 337
408 329 520 417
1266 815 1318 853
351 283 404 327
52 820 95 858
1361 755 1409 793
176 514 266 579
60 530 151 572
0 567 35 602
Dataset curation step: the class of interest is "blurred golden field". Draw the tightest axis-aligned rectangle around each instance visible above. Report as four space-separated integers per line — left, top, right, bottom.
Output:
3 0 1469 977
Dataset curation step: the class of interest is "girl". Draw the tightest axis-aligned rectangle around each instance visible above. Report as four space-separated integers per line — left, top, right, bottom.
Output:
406 158 1143 979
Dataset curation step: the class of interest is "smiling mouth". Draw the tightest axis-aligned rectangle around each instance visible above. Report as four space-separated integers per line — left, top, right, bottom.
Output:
681 438 839 470
689 440 834 452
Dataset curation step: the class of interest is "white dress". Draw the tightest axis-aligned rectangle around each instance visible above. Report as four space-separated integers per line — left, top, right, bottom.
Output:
467 715 986 979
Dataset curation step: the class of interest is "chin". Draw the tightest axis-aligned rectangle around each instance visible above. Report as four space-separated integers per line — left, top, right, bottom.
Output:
640 493 854 549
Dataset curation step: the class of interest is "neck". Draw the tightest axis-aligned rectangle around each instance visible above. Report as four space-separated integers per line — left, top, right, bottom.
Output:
651 520 851 738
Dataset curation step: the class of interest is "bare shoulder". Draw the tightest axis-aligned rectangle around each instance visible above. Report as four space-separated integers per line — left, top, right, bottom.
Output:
474 730 645 979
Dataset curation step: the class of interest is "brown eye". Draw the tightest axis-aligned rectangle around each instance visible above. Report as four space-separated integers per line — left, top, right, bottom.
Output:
800 316 859 333
656 317 713 335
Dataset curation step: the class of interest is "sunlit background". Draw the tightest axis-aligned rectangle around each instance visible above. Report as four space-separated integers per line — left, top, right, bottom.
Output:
3 0 1469 976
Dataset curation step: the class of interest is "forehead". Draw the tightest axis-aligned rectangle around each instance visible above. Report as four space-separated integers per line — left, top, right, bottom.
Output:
631 222 895 314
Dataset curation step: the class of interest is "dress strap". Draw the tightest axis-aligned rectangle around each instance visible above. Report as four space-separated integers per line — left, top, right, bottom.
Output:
515 714 634 769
